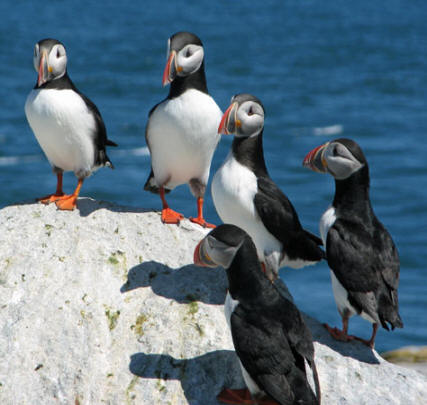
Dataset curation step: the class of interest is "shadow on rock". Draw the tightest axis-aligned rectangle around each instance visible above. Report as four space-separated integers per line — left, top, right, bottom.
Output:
304 315 380 365
76 197 153 217
129 350 244 405
121 261 227 305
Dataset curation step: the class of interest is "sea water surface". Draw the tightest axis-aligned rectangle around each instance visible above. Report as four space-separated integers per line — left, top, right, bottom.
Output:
0 1 426 352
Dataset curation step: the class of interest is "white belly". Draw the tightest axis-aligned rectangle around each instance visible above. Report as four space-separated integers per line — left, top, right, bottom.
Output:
212 155 281 266
25 88 96 177
147 89 222 189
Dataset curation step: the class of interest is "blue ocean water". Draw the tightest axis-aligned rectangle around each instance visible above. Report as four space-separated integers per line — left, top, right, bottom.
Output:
0 1 426 352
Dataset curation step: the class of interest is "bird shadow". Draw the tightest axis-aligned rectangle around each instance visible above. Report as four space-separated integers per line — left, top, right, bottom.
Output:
129 350 244 405
76 197 153 217
303 315 380 365
121 261 228 306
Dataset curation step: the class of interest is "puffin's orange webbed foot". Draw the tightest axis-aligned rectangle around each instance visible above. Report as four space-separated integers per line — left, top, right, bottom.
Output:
189 216 216 228
323 323 355 343
217 388 253 404
161 208 184 224
38 193 65 204
55 194 78 211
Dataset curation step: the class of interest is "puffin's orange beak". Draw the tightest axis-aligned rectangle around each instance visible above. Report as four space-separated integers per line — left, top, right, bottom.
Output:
37 50 50 87
218 102 238 135
162 50 177 87
303 143 329 173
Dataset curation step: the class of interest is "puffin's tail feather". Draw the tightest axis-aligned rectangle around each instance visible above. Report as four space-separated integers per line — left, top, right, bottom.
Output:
143 169 171 194
379 289 403 331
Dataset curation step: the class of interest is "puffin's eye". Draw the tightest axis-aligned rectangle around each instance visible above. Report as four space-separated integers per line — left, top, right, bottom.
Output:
333 146 339 156
185 48 192 57
56 48 61 58
248 107 254 116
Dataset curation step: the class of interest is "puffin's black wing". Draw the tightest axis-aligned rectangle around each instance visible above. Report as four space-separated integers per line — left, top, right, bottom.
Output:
327 218 402 329
231 306 317 405
80 93 117 167
254 177 324 261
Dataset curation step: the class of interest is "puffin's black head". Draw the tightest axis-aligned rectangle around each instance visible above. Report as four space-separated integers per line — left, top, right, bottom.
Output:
33 38 67 88
162 31 205 86
218 93 265 139
193 224 248 269
303 138 367 180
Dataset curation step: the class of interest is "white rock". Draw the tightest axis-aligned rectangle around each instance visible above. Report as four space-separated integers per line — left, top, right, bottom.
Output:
0 199 426 405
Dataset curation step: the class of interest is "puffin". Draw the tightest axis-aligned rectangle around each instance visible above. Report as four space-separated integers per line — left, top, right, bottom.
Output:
303 138 403 347
194 224 320 405
25 38 117 210
212 94 324 281
144 31 222 228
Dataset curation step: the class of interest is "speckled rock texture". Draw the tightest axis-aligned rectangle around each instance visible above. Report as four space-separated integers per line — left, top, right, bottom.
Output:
1 199 426 405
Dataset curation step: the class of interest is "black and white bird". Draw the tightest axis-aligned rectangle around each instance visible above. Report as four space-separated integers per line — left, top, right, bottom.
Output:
303 138 403 348
212 94 324 281
25 38 117 210
144 31 222 227
194 224 320 405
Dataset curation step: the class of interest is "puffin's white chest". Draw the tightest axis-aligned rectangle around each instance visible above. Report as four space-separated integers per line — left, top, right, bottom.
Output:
319 207 350 314
147 89 222 189
319 206 337 246
212 154 281 263
25 88 96 176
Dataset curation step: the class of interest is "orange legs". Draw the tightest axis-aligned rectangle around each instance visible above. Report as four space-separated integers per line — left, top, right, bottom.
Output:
38 174 82 210
39 173 65 204
353 323 379 348
323 313 355 343
55 178 84 211
324 315 378 348
190 197 215 228
160 186 184 224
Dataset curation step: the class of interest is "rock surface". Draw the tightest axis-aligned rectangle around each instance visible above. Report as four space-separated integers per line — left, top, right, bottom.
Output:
1 199 426 405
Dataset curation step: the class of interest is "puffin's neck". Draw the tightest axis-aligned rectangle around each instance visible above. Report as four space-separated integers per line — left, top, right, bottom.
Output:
168 63 208 99
333 166 372 214
232 130 268 177
35 71 75 91
227 240 272 306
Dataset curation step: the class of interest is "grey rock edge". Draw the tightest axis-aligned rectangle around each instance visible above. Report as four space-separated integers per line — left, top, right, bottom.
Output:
0 198 426 405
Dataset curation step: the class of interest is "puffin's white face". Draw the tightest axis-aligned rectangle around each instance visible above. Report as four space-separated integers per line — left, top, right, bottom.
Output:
194 235 241 269
322 142 364 179
162 39 204 86
235 100 265 138
219 98 265 138
303 140 365 180
175 44 204 77
33 42 67 86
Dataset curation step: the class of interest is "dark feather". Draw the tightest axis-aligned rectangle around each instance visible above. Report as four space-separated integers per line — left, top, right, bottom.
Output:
326 217 402 329
231 303 318 405
254 177 325 262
